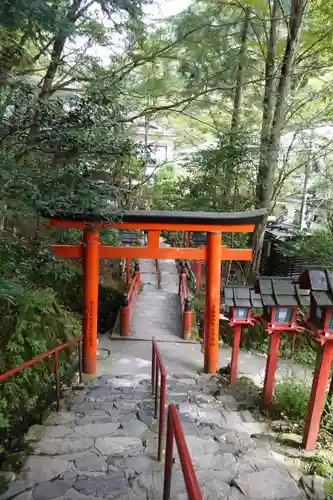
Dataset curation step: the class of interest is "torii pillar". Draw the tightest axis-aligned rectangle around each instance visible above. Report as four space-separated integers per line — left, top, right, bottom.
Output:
83 230 99 376
204 232 222 373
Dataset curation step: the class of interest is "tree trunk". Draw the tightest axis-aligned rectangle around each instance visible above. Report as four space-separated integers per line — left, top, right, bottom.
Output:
249 0 308 277
230 8 250 135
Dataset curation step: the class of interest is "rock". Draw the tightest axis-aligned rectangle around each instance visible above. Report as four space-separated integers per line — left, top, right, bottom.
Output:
114 401 138 411
72 422 119 438
200 479 231 499
61 470 79 486
312 475 325 500
121 421 148 437
75 415 114 426
240 410 255 423
226 486 246 499
95 437 143 457
132 470 184 498
179 435 219 458
24 426 45 442
25 425 73 442
242 422 269 435
271 420 293 432
74 454 107 472
223 430 256 453
220 408 245 431
21 456 69 483
191 452 237 470
122 455 157 475
32 436 93 455
216 394 238 411
137 410 154 426
0 471 16 483
11 492 32 500
279 433 303 447
44 412 76 426
1 480 35 500
118 412 138 423
197 410 223 426
63 488 97 500
33 480 70 500
232 468 302 499
73 473 129 497
108 378 138 389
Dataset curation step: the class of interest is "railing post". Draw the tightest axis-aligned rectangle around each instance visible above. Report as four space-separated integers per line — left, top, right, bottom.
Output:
154 363 159 419
263 331 281 404
163 410 174 500
158 372 167 462
54 351 60 411
78 338 83 384
120 295 130 336
230 324 241 385
152 339 156 395
182 298 192 340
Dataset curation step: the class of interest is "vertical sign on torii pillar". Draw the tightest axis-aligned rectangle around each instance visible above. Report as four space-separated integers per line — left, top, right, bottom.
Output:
47 209 266 378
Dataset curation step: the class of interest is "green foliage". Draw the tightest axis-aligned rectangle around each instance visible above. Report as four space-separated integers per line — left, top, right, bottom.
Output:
284 229 333 268
274 379 310 421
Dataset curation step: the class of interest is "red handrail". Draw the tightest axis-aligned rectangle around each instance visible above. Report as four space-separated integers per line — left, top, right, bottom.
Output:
179 272 187 316
0 336 82 411
152 337 167 462
163 404 203 500
128 270 140 310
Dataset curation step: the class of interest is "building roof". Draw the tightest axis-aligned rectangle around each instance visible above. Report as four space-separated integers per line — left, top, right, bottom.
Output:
255 277 310 308
224 286 262 308
45 208 267 226
299 269 333 307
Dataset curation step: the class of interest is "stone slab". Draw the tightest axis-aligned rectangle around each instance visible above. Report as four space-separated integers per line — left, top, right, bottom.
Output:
232 468 302 499
95 437 143 457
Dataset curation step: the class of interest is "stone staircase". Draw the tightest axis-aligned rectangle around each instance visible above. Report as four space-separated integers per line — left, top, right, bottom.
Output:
1 373 309 500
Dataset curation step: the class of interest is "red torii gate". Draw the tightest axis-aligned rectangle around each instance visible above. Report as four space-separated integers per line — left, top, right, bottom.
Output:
48 209 266 378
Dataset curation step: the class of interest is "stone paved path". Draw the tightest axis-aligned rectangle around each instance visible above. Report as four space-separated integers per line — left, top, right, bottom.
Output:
1 371 309 500
125 255 188 342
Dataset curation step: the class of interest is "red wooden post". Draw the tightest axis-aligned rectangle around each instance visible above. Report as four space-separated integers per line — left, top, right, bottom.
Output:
230 325 241 385
158 373 167 462
182 299 192 340
120 295 130 337
163 411 174 500
263 331 281 404
83 230 99 376
303 342 333 450
196 261 202 293
54 351 60 411
204 232 221 374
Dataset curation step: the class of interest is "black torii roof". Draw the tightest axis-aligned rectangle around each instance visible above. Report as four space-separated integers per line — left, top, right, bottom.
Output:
255 277 310 308
224 286 262 308
299 269 333 307
43 208 267 226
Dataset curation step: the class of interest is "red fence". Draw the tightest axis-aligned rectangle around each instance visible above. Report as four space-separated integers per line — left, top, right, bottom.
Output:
0 336 82 411
163 404 203 500
120 263 140 336
152 337 167 462
178 270 192 340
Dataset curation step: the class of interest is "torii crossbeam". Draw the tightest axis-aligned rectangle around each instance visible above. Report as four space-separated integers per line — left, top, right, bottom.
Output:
47 209 266 378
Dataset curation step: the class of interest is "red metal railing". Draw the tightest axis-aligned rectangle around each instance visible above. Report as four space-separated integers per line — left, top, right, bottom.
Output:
178 270 192 340
155 258 161 289
0 336 82 411
120 264 141 336
152 337 167 462
163 404 203 500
